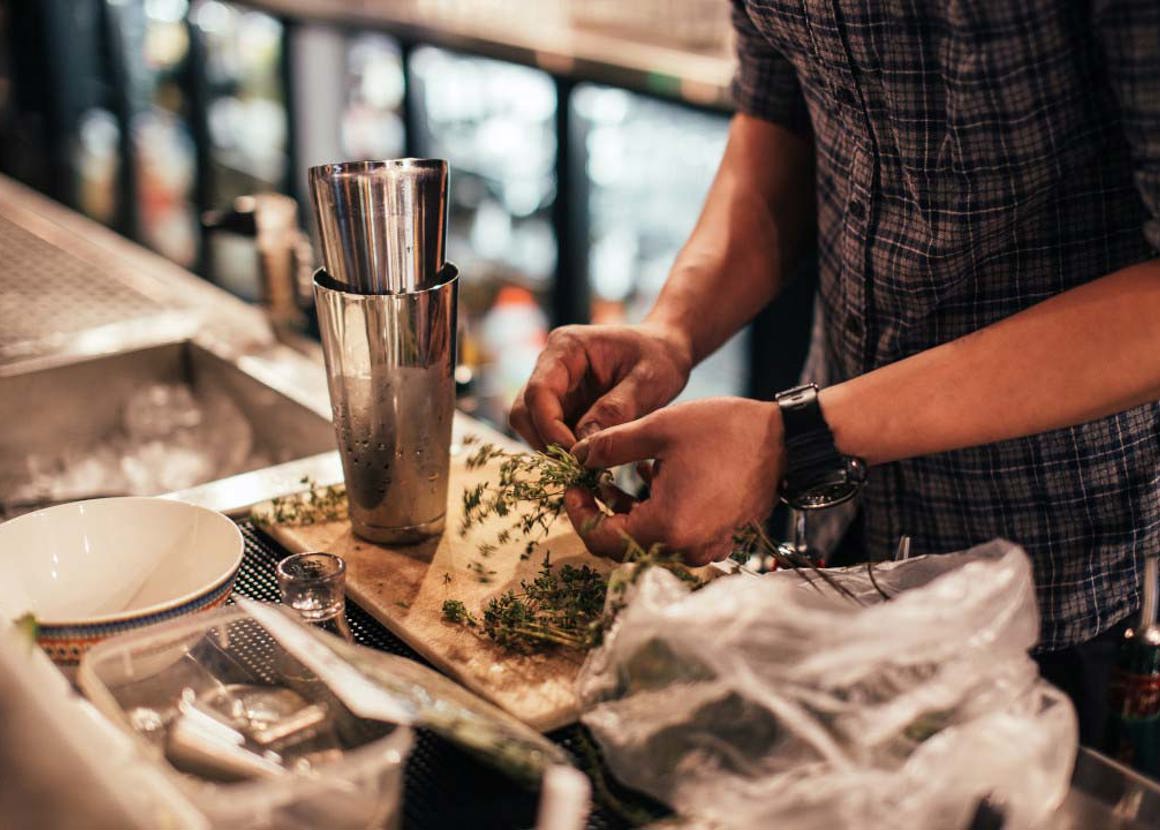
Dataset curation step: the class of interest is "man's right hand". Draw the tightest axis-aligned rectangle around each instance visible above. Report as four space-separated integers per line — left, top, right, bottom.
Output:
508 322 693 450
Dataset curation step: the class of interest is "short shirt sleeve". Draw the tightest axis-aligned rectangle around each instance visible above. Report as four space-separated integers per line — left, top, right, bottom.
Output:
730 0 812 137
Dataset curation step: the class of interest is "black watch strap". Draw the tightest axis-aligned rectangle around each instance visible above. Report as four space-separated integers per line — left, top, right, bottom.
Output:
776 383 843 491
775 383 865 508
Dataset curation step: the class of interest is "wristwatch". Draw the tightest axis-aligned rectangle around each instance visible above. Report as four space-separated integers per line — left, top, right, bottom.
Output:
774 383 867 510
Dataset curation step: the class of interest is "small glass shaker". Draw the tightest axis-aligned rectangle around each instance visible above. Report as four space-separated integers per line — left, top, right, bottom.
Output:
276 552 354 642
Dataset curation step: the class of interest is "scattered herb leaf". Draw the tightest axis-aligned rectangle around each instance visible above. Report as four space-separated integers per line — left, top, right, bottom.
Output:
467 561 498 584
445 545 701 654
13 612 38 646
441 600 477 627
252 476 348 527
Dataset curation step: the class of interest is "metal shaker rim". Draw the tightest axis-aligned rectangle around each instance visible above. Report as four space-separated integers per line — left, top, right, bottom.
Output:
312 263 458 298
308 157 447 178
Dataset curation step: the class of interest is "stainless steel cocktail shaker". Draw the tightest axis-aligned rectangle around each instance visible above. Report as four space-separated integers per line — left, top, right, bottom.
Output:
309 159 456 545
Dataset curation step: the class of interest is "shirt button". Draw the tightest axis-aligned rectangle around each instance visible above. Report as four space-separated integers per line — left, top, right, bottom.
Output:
836 87 858 106
848 198 866 219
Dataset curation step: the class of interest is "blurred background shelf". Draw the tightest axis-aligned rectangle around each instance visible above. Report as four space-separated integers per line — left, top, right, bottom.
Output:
246 0 737 109
0 0 814 432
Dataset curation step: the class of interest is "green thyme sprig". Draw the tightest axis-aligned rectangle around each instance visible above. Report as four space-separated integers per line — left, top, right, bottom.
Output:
441 600 476 626
442 545 702 654
459 436 607 561
442 553 604 651
482 553 608 652
252 476 348 527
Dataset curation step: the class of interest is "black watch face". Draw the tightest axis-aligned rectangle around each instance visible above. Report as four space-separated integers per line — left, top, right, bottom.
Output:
781 458 866 510
786 482 861 510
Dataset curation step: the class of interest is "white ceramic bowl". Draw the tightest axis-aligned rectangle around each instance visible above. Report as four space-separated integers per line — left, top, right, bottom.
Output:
0 497 243 665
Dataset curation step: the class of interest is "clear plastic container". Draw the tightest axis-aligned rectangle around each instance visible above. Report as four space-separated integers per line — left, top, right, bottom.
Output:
78 605 413 830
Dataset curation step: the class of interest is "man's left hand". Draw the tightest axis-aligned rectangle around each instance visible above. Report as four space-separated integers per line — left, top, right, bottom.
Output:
565 397 785 566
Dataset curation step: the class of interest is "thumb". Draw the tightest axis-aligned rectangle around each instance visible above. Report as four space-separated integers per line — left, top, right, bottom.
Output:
574 376 648 440
573 413 667 469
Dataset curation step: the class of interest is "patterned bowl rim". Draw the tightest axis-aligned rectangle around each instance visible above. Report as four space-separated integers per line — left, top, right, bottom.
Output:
4 497 243 628
37 586 237 666
35 567 240 638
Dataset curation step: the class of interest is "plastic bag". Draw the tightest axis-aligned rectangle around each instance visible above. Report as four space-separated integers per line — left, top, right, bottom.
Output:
577 540 1077 830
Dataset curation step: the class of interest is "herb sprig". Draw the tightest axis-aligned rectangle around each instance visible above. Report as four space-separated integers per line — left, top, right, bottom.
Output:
252 476 348 527
442 546 701 653
459 436 606 561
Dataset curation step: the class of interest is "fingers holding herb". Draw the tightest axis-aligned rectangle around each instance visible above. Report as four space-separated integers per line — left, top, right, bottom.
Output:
509 323 692 451
595 479 638 514
459 433 719 565
509 345 585 450
577 399 784 562
446 433 882 658
564 488 634 561
571 414 668 469
508 393 547 452
524 377 579 450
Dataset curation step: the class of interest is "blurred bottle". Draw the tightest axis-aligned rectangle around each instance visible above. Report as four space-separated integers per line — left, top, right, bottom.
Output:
73 108 121 226
408 46 557 425
134 112 198 266
113 0 199 266
341 34 406 160
1107 556 1160 775
479 286 548 424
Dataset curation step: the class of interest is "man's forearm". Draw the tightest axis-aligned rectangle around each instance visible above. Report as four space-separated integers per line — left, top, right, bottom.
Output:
819 258 1160 465
644 113 815 366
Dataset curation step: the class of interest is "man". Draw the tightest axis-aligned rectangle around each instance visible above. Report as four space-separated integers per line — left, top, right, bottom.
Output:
510 1 1160 743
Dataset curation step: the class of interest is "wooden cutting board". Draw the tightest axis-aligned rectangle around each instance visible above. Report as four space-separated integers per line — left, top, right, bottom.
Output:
255 428 615 733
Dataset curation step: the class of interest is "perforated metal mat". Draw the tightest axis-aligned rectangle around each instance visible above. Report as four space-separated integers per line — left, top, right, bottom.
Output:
232 521 647 830
0 214 168 362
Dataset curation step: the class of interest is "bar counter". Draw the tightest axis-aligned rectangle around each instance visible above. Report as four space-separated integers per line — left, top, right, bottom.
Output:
1 173 1158 829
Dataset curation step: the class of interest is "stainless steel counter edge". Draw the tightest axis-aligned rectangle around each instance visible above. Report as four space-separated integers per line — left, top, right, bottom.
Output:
0 175 278 375
165 411 517 517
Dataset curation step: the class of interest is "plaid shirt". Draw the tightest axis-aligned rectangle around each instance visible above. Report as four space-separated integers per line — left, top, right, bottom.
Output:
732 0 1160 650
